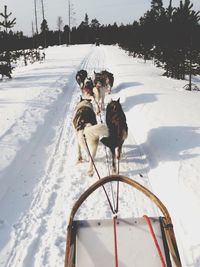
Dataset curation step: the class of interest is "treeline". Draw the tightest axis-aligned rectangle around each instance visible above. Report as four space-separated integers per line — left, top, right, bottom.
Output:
0 0 200 83
74 0 200 82
118 0 200 82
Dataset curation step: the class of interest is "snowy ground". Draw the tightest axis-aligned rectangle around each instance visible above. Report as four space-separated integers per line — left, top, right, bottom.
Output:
0 44 200 267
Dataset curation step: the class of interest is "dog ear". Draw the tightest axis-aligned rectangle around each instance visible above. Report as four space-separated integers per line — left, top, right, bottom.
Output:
117 97 120 103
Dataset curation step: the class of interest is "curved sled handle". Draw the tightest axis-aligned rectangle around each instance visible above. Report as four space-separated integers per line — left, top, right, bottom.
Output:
65 175 182 267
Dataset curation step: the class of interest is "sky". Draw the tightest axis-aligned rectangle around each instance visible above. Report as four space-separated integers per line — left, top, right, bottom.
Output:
0 0 200 36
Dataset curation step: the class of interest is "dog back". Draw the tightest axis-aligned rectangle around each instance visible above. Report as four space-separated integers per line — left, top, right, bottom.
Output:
102 100 128 148
73 106 97 131
101 70 114 87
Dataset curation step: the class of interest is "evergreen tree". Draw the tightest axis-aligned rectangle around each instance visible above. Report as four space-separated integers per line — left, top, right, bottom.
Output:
41 19 49 32
64 25 70 45
170 0 200 80
84 13 89 27
150 0 164 17
0 5 16 67
40 19 49 48
0 5 16 33
89 18 101 43
90 18 101 29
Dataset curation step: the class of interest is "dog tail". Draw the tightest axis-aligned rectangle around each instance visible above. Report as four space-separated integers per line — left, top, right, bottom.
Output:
84 124 109 139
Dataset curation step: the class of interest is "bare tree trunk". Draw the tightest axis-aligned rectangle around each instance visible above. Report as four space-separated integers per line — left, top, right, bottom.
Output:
34 0 39 48
68 0 71 45
41 0 47 48
34 0 38 34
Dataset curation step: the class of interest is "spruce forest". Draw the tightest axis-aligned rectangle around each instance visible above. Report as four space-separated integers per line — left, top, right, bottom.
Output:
0 0 200 86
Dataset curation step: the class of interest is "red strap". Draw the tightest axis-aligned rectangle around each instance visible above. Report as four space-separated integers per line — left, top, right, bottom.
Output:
143 215 167 267
113 216 119 267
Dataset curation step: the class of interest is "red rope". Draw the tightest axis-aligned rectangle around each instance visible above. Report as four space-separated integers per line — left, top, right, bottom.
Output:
143 215 167 267
113 216 119 267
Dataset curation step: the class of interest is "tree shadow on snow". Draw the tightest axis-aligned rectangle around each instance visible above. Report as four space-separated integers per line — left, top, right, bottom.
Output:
113 81 143 93
142 126 200 169
123 93 159 112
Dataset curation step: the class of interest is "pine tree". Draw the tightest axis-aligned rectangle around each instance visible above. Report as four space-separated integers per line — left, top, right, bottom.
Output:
90 18 101 29
79 14 89 29
0 5 16 68
84 13 89 26
0 5 16 33
40 19 49 48
90 18 101 43
41 19 49 32
150 0 164 18
171 0 200 80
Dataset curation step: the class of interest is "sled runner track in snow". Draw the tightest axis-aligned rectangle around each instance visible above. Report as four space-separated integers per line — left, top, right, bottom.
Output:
3 74 79 267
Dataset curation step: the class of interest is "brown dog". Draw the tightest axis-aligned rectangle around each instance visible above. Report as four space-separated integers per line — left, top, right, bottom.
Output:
101 98 128 173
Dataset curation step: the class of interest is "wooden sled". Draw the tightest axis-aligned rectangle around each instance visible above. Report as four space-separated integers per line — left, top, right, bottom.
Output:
64 175 182 267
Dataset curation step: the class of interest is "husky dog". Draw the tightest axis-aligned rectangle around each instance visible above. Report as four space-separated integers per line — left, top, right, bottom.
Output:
101 70 114 93
101 98 128 174
94 71 107 87
93 78 106 112
93 81 106 113
94 70 114 94
75 70 88 89
73 97 109 176
82 77 94 99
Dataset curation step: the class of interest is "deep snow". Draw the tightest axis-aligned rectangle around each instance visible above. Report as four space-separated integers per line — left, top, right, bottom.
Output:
0 44 200 267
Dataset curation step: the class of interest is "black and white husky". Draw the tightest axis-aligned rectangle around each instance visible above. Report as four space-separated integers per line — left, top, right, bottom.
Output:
73 97 109 176
75 70 88 89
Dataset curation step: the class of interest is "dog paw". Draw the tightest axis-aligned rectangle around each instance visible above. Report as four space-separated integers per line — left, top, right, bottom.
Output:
87 170 94 176
77 157 83 163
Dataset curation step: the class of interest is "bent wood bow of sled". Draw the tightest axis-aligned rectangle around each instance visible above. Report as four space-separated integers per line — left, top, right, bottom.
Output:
64 175 182 267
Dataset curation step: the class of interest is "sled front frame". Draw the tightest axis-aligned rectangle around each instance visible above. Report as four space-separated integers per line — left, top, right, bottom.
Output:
64 175 182 267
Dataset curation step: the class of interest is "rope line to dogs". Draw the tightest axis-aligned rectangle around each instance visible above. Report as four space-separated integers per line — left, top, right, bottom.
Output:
104 145 117 209
97 109 121 214
82 81 121 266
114 157 120 213
115 123 121 213
143 215 167 267
97 108 118 213
83 133 115 214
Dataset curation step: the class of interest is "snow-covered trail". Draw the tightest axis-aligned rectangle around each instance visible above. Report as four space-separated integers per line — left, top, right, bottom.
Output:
0 45 92 266
0 45 157 267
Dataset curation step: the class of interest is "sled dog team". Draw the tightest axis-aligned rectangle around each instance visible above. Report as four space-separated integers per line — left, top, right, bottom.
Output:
73 69 128 176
